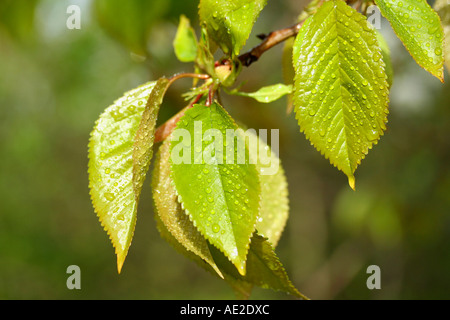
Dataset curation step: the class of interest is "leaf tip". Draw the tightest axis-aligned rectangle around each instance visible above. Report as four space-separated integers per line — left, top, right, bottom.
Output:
237 262 247 277
117 254 126 274
348 174 356 191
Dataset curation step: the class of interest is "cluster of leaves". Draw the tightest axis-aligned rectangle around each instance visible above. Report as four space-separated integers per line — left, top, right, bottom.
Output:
88 0 448 298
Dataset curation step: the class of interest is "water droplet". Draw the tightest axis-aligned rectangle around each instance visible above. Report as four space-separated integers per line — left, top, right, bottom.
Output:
309 109 316 116
212 224 220 233
373 52 381 62
434 48 442 56
206 187 212 194
105 193 115 201
362 80 368 86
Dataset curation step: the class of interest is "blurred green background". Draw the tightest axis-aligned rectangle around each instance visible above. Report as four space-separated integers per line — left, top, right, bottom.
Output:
1 0 449 300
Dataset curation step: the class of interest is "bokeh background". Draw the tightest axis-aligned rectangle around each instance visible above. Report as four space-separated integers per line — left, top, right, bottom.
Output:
1 0 449 300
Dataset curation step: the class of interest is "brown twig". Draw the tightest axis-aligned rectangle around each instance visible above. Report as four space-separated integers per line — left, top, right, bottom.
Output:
238 21 304 67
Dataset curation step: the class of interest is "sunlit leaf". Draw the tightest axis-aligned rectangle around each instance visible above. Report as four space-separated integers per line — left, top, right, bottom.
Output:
199 0 267 56
292 0 389 189
374 0 444 81
173 15 198 62
88 79 167 272
170 103 260 275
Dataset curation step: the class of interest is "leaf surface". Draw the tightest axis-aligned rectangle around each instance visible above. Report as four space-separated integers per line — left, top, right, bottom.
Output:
170 103 260 275
88 79 167 272
292 0 389 188
199 0 267 56
374 0 444 81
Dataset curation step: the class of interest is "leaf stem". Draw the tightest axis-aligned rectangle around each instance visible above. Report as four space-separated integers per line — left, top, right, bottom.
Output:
168 72 210 87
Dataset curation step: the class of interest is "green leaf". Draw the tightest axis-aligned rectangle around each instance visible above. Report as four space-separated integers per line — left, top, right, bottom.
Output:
434 0 450 72
229 84 293 103
173 15 198 62
292 0 390 189
170 103 260 275
199 0 267 56
152 139 223 278
209 233 307 299
88 79 167 273
243 130 289 248
376 31 394 88
374 0 445 81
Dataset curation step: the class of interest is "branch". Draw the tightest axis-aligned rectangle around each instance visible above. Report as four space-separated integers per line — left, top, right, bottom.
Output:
238 21 303 67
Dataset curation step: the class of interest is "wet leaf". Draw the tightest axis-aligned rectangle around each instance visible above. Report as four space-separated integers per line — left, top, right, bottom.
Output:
170 103 260 275
375 0 444 81
292 0 389 189
88 79 167 272
199 0 267 56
